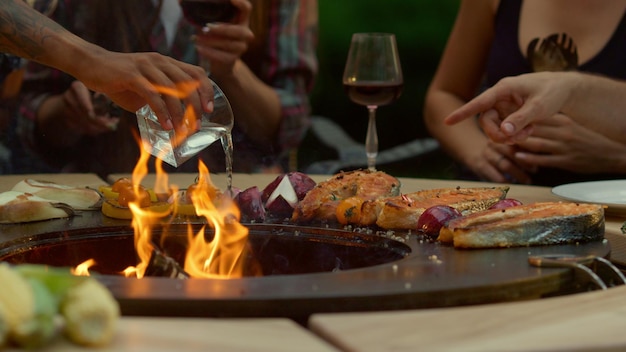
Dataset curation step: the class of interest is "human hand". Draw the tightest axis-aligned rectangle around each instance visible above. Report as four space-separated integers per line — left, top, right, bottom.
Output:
76 48 214 132
445 72 572 144
513 113 626 174
58 81 119 135
193 0 254 78
468 142 533 184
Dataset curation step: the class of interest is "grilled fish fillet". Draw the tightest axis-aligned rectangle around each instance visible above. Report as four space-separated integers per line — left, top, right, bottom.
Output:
358 186 509 229
438 202 605 248
292 169 400 223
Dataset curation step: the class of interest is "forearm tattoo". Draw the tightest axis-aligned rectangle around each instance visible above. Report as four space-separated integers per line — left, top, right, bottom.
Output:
0 0 65 61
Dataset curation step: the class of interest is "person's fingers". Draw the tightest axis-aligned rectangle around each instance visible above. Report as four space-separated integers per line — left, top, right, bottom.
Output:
497 92 555 139
69 81 95 117
496 156 532 184
175 62 214 131
98 52 215 131
485 143 532 184
479 109 508 142
133 78 174 130
230 0 252 25
196 35 250 56
444 91 498 125
135 61 187 130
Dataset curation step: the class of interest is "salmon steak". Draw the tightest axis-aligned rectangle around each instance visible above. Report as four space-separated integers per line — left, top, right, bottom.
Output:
438 202 605 248
292 169 400 223
356 186 509 230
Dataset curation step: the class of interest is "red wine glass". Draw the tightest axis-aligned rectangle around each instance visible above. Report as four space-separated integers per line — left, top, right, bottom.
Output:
179 0 238 27
342 33 403 170
179 0 238 73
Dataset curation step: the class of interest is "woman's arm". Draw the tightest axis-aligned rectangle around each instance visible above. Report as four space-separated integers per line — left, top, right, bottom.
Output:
423 0 502 179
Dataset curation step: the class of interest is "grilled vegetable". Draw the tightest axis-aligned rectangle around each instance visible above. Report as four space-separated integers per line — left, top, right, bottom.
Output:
11 278 58 349
101 199 171 220
263 172 317 219
60 278 120 346
101 178 174 219
234 186 266 222
417 205 462 237
488 198 523 210
169 181 222 217
336 196 364 225
14 264 120 347
12 179 102 210
0 263 57 349
0 303 7 348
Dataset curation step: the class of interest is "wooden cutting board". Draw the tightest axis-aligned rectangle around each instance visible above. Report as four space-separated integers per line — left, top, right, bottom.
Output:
3 317 339 352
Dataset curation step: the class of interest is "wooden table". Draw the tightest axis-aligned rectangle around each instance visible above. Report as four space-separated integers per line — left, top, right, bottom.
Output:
5 172 626 351
1 318 338 352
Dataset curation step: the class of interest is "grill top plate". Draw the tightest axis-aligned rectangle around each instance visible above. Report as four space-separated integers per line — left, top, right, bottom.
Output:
0 211 610 320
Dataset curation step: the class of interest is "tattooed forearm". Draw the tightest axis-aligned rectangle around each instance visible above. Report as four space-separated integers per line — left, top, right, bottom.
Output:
0 0 67 61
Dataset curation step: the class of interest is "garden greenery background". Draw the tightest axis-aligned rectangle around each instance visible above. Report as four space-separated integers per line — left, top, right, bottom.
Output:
298 0 461 178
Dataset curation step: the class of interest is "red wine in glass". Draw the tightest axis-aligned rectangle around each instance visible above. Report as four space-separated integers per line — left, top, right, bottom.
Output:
180 0 238 27
344 81 403 107
342 33 403 170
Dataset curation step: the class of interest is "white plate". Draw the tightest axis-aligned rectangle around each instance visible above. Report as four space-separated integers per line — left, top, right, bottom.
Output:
552 180 626 216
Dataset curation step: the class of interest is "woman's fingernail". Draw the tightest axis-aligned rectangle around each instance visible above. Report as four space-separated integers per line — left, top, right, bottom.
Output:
207 101 214 112
502 122 515 135
165 119 174 130
202 23 217 33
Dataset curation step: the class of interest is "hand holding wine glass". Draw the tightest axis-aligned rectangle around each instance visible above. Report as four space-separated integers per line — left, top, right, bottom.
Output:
179 0 239 27
343 33 403 171
179 0 253 77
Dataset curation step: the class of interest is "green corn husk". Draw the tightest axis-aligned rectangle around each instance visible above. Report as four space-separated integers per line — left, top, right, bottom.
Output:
10 278 58 349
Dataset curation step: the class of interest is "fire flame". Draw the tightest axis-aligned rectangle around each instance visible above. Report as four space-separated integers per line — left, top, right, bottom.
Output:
72 258 96 276
121 99 248 279
184 162 248 278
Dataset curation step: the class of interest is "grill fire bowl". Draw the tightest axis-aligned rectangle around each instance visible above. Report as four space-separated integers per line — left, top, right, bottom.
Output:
0 211 610 321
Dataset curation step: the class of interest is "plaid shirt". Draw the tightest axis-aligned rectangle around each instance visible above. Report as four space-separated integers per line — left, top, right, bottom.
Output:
13 0 318 176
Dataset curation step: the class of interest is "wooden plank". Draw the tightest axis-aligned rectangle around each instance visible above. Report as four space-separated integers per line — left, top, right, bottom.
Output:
4 317 339 352
310 285 626 352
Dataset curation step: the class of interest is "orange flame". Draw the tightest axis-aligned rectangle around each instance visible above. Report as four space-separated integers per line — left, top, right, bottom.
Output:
124 97 248 279
72 258 96 276
184 161 248 278
126 139 170 278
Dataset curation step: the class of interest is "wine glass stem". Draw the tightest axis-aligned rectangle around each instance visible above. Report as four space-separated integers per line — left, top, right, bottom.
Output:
200 58 211 76
366 106 378 171
200 25 212 75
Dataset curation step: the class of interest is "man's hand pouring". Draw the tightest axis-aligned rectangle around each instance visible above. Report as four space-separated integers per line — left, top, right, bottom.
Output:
78 48 215 133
